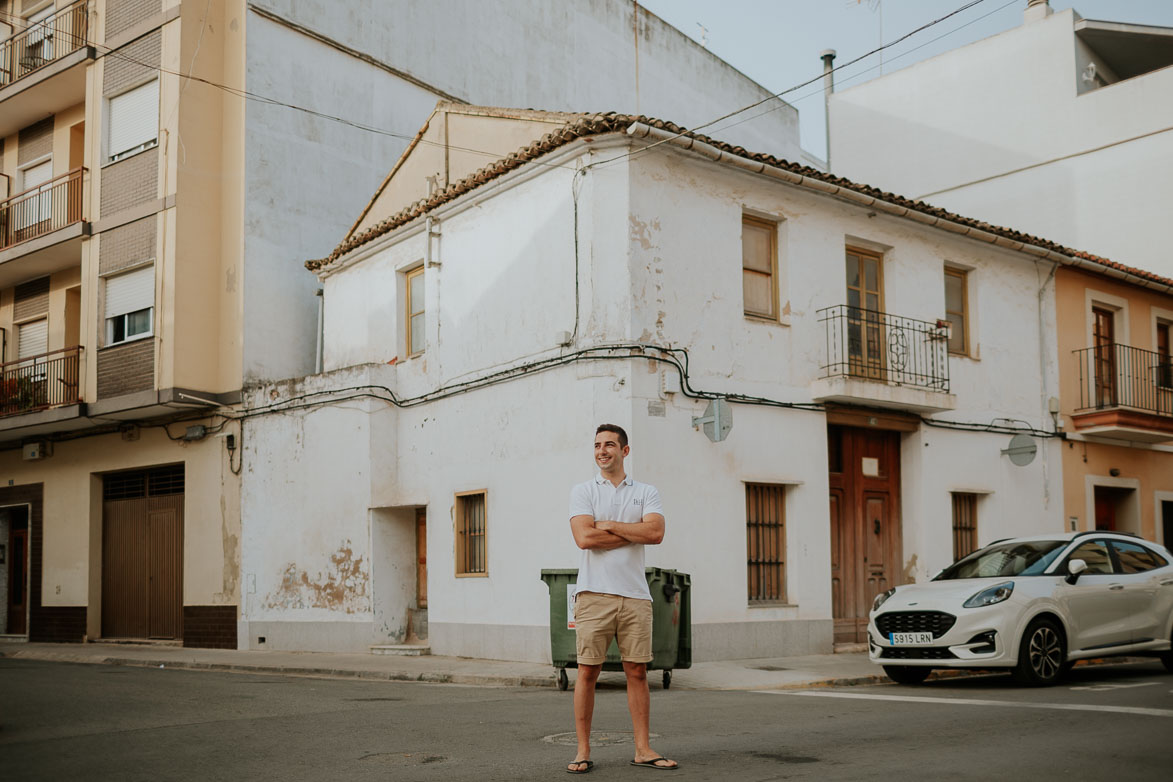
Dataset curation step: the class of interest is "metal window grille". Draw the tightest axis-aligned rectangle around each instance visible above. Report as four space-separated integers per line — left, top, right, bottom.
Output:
951 493 977 562
746 483 785 603
104 464 185 501
456 491 486 575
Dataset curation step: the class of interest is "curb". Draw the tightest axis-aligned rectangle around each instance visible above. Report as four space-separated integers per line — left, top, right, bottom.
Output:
0 647 558 689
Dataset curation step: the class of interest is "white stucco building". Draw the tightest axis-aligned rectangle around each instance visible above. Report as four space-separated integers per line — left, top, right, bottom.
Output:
230 105 1173 662
828 0 1173 277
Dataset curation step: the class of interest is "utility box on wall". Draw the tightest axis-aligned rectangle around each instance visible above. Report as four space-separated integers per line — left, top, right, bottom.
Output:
22 441 51 461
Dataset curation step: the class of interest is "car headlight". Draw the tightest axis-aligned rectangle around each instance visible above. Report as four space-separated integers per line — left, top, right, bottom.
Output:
963 581 1014 608
872 588 896 612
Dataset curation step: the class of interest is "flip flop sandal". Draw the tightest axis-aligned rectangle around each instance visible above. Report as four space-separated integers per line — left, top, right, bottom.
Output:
567 759 594 774
631 757 679 770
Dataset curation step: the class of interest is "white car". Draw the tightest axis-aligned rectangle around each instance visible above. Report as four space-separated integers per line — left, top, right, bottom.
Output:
868 531 1173 686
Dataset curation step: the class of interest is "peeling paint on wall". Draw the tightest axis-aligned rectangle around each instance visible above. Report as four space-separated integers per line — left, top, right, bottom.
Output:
902 553 919 584
215 493 240 603
264 542 370 613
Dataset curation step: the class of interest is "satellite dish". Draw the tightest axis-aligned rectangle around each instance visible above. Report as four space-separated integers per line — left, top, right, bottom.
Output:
692 398 732 443
1002 433 1037 467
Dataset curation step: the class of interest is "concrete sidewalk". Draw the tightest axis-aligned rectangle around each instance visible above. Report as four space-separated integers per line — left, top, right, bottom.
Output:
0 640 888 691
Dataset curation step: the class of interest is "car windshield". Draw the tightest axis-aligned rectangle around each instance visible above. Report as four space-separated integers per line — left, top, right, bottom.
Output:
934 540 1068 580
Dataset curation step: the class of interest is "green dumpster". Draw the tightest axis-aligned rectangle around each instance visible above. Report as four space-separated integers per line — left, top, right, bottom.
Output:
540 567 691 691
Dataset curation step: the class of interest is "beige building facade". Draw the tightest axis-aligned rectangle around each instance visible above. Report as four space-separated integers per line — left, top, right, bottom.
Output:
0 0 243 645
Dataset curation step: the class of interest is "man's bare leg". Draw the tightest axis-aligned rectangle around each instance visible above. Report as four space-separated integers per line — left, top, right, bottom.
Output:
623 662 678 769
570 664 602 772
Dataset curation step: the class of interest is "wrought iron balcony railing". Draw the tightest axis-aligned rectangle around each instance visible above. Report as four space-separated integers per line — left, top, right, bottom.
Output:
1074 343 1173 416
0 345 83 417
0 167 85 251
818 304 950 393
0 0 89 89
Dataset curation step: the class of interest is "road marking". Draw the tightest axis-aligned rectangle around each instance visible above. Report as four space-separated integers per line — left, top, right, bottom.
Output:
1070 682 1159 692
755 690 1173 718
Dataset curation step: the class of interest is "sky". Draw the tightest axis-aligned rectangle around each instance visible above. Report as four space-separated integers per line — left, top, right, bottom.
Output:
636 0 1173 161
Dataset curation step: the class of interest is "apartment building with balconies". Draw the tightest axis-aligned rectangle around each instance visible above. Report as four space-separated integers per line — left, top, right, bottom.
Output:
1056 265 1173 544
0 1 812 648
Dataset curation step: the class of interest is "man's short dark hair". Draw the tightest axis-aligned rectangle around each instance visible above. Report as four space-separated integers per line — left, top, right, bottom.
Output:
595 423 628 449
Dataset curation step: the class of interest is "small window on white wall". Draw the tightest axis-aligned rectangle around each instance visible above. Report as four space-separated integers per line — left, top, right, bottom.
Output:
105 266 154 345
108 80 159 162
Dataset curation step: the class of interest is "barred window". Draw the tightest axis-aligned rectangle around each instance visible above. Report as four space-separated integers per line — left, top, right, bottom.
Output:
455 491 486 576
951 492 978 561
746 483 785 603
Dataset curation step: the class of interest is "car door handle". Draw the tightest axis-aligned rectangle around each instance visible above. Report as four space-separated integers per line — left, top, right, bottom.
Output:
1108 584 1124 591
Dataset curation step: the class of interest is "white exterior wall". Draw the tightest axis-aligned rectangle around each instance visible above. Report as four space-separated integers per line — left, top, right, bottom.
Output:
829 9 1173 276
243 0 804 383
245 138 1063 661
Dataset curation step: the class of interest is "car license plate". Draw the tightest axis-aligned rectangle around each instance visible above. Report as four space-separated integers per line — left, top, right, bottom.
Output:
889 632 933 645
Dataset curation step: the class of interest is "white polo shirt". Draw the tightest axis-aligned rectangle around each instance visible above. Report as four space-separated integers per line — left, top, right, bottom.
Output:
569 473 664 601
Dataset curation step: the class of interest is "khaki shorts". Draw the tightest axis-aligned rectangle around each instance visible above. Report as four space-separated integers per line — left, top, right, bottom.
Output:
574 591 653 665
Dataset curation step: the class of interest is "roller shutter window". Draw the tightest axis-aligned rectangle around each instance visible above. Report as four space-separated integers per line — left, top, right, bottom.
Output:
108 80 159 162
18 159 53 228
105 265 154 345
18 318 48 360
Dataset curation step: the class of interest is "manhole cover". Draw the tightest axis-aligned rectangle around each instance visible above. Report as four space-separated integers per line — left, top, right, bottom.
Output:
542 731 659 747
346 697 404 702
752 666 789 672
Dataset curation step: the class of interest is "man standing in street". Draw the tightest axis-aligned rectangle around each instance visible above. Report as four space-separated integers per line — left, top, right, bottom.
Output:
565 424 679 773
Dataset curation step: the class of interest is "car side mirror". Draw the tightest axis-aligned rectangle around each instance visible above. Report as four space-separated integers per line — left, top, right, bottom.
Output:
1065 559 1087 585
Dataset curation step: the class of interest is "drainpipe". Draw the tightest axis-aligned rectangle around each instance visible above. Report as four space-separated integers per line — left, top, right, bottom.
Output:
315 288 324 374
821 49 836 172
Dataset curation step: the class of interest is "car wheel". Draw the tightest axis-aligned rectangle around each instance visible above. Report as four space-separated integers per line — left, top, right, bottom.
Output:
1013 617 1066 686
882 665 931 685
1161 627 1173 674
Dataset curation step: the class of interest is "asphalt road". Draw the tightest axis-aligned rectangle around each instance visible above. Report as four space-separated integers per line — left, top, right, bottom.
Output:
2 658 1171 781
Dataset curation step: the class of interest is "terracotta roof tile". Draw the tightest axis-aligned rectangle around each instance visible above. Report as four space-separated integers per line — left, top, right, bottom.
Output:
306 112 1173 292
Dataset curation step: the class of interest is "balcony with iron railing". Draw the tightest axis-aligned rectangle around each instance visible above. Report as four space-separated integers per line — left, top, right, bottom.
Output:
0 345 83 419
1072 343 1173 442
0 167 87 259
810 305 957 414
0 1 93 137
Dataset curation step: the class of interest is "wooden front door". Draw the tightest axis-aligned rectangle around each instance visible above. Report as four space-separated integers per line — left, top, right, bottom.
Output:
6 525 28 634
1092 307 1116 408
415 507 427 609
828 425 902 644
101 467 184 640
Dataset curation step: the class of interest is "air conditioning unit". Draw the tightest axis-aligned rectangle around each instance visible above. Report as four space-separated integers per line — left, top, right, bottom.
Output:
22 441 51 461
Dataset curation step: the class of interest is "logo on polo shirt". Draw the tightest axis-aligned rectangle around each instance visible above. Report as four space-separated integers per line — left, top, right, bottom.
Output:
632 498 643 506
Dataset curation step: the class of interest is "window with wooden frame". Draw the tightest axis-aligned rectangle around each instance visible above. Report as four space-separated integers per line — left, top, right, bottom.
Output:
742 216 777 319
746 483 785 603
405 266 425 357
951 492 978 562
845 246 885 377
455 490 487 576
1157 321 1172 389
944 267 969 354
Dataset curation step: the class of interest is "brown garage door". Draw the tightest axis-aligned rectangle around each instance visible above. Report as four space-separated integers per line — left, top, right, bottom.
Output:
102 465 184 640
